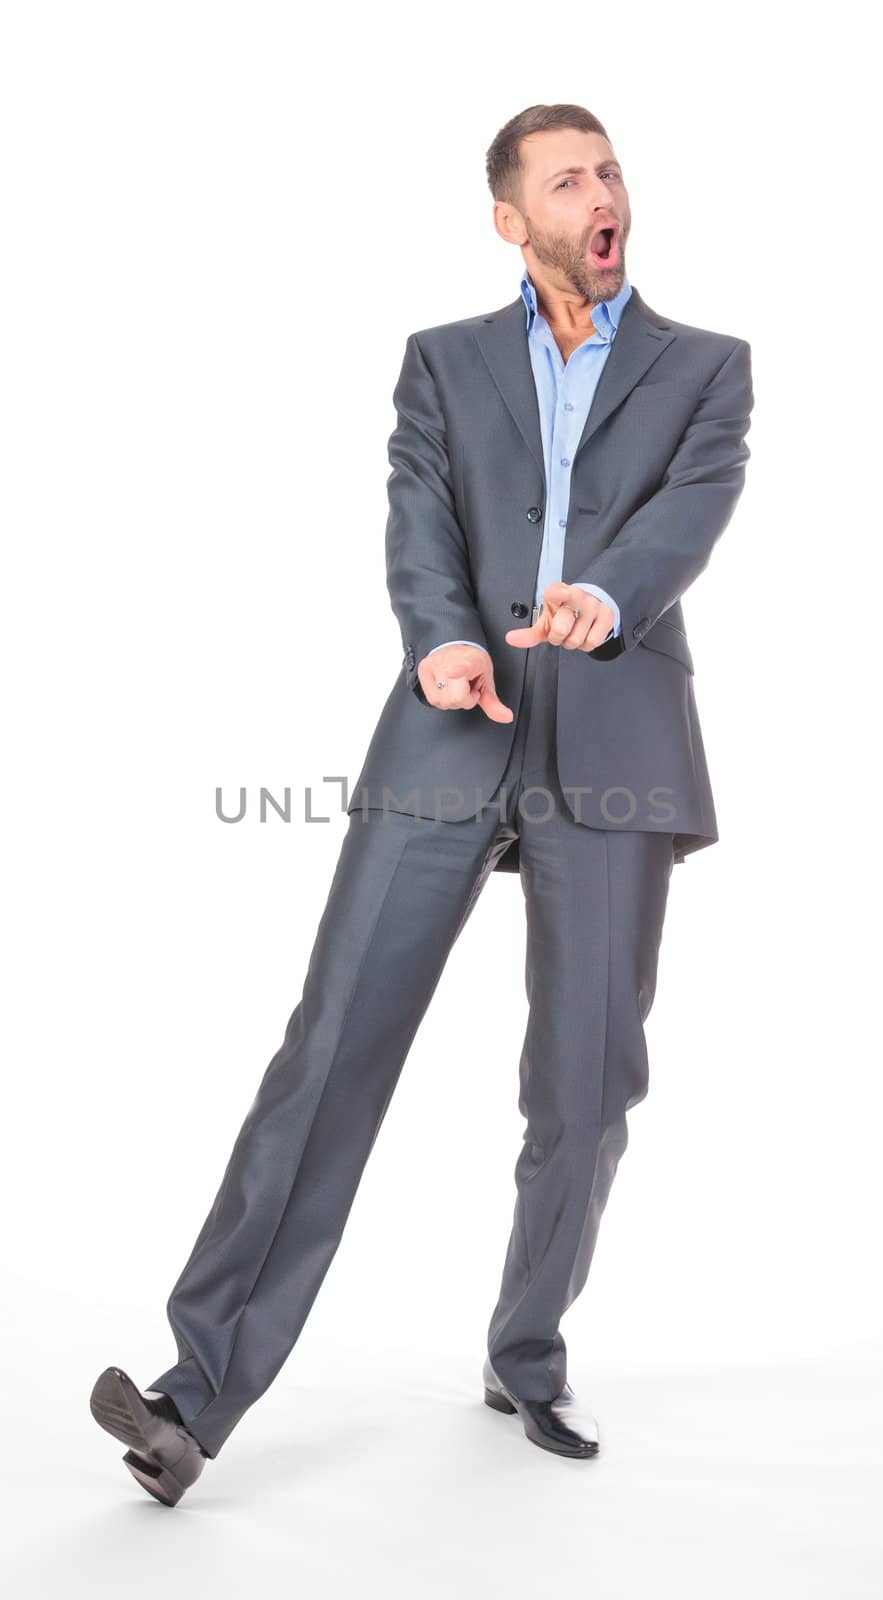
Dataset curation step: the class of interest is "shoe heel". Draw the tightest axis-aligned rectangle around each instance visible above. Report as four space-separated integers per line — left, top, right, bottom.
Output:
484 1386 517 1415
122 1449 186 1507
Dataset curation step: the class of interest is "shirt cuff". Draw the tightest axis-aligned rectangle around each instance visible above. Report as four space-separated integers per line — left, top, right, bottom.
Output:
426 640 487 656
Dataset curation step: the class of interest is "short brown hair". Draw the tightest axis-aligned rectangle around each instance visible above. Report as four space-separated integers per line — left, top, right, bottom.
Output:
486 103 610 210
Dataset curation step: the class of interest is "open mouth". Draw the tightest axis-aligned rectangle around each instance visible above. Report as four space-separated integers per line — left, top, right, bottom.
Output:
588 224 620 269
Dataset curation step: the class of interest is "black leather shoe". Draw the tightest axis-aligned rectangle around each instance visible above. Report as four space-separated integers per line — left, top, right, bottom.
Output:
90 1366 209 1505
482 1356 600 1458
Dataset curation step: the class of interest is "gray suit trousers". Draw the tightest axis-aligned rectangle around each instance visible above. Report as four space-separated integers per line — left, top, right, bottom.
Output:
148 635 675 1458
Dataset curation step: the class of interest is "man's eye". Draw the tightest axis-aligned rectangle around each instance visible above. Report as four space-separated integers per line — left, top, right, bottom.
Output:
556 171 619 190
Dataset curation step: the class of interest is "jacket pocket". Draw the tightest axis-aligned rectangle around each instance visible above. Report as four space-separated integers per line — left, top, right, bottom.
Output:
629 379 702 398
638 616 695 674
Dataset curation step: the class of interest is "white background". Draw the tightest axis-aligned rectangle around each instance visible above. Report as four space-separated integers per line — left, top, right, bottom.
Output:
2 1 881 1594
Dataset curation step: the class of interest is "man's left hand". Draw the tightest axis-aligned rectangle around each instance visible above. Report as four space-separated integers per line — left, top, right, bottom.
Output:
504 583 615 651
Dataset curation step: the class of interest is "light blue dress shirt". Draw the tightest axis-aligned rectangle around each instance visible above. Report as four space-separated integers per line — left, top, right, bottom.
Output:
429 266 630 660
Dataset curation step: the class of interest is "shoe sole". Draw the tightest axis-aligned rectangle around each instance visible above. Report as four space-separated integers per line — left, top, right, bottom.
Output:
90 1367 189 1505
483 1385 600 1458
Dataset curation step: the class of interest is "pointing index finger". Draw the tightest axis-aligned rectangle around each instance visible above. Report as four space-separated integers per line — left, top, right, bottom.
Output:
505 621 546 647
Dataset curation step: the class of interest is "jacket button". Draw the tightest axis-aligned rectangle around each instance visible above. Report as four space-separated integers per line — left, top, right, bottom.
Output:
511 601 529 618
526 506 542 524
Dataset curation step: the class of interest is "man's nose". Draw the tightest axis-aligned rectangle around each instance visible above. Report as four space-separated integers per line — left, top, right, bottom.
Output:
587 192 615 219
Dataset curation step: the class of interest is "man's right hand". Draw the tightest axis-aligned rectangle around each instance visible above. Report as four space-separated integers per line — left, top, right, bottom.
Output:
417 645 513 722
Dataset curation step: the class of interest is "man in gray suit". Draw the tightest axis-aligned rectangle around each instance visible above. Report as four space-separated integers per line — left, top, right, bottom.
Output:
91 102 753 1503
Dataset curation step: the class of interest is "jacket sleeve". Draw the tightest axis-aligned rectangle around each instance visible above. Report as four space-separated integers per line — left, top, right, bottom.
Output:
385 333 490 700
573 338 754 658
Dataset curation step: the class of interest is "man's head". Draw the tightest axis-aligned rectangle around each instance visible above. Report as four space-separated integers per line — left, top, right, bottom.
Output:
486 104 631 307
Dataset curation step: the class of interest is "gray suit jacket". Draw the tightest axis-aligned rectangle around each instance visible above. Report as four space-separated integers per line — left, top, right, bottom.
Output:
347 283 754 870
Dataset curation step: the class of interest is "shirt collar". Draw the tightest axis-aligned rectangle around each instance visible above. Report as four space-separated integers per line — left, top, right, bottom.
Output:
520 266 632 341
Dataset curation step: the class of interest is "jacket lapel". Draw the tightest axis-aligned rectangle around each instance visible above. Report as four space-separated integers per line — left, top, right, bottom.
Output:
472 284 677 487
